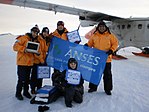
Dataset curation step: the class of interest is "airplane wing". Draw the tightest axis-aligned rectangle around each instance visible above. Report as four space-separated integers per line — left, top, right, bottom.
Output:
0 0 125 26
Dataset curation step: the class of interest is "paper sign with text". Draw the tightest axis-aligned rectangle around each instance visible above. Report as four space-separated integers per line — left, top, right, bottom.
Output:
66 69 81 85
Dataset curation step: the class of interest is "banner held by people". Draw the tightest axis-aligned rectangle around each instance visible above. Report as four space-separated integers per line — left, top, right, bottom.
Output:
46 37 108 85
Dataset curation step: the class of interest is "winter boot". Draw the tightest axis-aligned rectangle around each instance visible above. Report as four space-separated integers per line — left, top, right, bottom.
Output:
105 91 112 95
88 88 97 93
15 93 23 100
23 92 32 99
88 83 97 93
38 105 49 112
23 82 32 99
15 81 23 100
66 103 72 108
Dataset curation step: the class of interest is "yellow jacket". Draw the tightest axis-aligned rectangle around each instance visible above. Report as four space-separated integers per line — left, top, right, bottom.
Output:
52 28 68 40
33 36 48 64
13 34 34 66
87 31 118 62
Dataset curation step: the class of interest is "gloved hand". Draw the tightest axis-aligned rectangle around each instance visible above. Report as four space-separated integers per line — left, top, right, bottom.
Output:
84 43 89 50
106 50 113 55
74 41 81 44
33 52 40 56
84 43 88 47
40 62 45 66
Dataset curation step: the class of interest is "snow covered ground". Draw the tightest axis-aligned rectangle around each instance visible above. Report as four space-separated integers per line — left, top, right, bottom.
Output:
0 34 149 112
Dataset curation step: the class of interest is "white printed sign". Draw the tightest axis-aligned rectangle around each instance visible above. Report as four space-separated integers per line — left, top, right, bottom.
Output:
67 30 81 43
37 66 50 79
66 69 81 85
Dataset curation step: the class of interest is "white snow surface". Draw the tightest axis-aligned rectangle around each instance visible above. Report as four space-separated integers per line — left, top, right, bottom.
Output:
0 34 149 112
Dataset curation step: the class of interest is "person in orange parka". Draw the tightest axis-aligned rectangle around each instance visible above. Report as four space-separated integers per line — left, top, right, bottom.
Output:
30 27 49 94
52 21 68 41
52 21 69 78
13 26 40 100
85 21 118 95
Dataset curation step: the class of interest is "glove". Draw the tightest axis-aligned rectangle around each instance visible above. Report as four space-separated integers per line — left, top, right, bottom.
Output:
74 41 81 44
106 50 113 55
35 52 40 56
84 43 89 50
40 62 45 66
84 43 88 47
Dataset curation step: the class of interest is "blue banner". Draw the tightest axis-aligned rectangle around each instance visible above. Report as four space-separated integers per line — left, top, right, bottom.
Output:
46 37 108 85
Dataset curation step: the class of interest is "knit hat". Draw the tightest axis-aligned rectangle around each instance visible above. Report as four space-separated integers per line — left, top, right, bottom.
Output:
57 21 64 26
31 26 40 33
95 21 111 34
42 27 49 34
98 21 106 26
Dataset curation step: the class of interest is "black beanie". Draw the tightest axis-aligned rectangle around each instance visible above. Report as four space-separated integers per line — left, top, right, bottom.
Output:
57 21 64 26
97 21 106 27
31 27 40 33
94 21 111 34
42 27 49 34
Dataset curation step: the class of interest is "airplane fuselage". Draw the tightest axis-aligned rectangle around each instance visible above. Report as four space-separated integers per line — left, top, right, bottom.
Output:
110 20 149 49
0 0 148 51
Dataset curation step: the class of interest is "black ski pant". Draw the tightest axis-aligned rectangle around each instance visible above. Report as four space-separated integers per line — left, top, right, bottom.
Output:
65 86 83 106
16 65 32 95
30 64 43 91
89 62 113 92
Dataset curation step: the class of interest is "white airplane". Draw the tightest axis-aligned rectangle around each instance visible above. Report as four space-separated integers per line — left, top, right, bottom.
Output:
0 0 149 55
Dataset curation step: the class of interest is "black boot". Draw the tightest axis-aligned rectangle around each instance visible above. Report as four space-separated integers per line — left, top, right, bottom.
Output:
23 92 32 99
15 93 23 100
105 91 112 95
23 82 32 99
16 81 23 100
38 105 49 112
66 103 72 108
88 88 97 93
88 83 97 93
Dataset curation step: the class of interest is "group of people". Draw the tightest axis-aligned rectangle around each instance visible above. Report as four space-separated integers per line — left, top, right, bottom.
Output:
13 20 118 108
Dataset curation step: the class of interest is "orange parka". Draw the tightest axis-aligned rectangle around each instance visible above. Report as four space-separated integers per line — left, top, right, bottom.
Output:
87 31 118 62
13 34 34 66
52 28 68 40
33 35 48 64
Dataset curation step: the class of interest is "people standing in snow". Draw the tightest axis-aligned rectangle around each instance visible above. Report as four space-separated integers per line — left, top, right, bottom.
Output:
13 26 40 100
85 21 118 95
51 21 69 82
30 27 51 94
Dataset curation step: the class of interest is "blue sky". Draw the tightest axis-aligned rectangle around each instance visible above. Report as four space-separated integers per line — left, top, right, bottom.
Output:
0 0 149 35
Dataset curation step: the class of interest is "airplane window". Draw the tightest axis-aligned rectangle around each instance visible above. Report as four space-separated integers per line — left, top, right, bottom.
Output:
127 24 131 29
138 24 142 29
117 25 120 29
122 25 125 29
147 24 149 29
